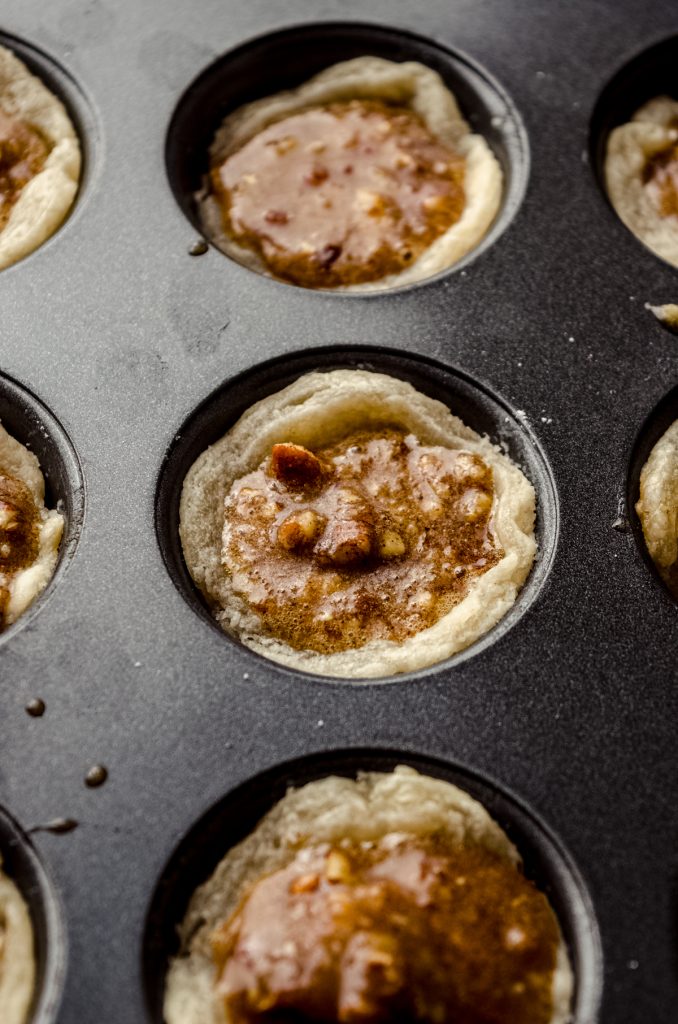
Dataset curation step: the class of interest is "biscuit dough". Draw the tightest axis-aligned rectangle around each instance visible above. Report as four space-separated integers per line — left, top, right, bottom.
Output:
200 57 502 290
605 96 678 266
179 370 536 678
0 422 64 629
164 767 573 1024
0 858 35 1024
636 418 678 598
646 302 678 333
0 44 81 271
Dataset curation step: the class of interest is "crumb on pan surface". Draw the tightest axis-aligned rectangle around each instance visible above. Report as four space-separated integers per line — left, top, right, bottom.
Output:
605 96 678 267
636 418 678 598
164 767 573 1024
179 370 536 678
646 302 678 331
0 44 81 271
199 57 502 290
0 421 64 629
0 856 35 1024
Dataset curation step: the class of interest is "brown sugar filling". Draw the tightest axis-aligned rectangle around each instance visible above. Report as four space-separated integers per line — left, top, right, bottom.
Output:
642 141 678 218
210 99 466 287
221 429 502 654
0 108 50 232
211 834 560 1024
0 473 40 629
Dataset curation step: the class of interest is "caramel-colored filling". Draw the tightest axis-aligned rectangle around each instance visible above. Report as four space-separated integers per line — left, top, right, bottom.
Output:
0 473 40 630
212 835 560 1024
210 99 466 287
643 141 678 218
0 108 50 231
222 429 501 654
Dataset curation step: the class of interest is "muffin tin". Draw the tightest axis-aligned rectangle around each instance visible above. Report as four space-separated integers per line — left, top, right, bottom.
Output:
1 2 677 1023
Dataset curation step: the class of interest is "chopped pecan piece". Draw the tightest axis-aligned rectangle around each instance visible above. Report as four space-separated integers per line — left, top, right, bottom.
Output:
270 443 325 489
277 509 325 551
326 850 352 883
378 529 406 559
314 488 375 567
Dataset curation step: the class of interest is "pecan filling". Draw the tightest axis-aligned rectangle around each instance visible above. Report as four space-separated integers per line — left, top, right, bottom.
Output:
0 108 50 231
0 472 40 630
222 429 501 654
210 99 465 287
212 835 560 1024
643 140 678 219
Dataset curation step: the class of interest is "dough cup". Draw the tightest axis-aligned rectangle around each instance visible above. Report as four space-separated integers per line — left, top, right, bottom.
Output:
180 369 536 678
0 44 81 272
164 767 573 1024
199 56 502 291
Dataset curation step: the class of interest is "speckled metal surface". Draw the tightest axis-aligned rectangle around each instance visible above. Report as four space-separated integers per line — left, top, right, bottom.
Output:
0 1 677 1022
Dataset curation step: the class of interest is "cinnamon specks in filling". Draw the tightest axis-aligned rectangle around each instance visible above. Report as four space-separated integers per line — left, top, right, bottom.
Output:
222 429 502 653
210 99 466 287
0 108 50 231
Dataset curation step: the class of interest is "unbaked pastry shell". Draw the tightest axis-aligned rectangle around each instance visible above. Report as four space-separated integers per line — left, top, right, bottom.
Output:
180 369 536 678
0 44 81 272
199 57 502 291
164 767 573 1024
605 96 678 267
0 422 64 626
0 861 35 1024
636 418 678 583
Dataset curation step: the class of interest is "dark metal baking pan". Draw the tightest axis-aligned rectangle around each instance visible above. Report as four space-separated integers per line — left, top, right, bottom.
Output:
1 2 677 1023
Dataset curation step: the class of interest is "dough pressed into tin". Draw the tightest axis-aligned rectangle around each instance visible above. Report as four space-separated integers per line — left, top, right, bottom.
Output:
0 858 35 1024
179 369 536 678
199 57 502 290
164 767 573 1024
0 44 81 271
636 418 678 598
0 422 64 630
605 96 678 266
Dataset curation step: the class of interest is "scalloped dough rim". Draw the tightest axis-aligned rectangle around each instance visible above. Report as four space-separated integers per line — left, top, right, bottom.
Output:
636 418 678 579
198 56 502 291
0 44 81 271
179 369 537 679
604 96 678 267
0 421 64 626
164 767 573 1024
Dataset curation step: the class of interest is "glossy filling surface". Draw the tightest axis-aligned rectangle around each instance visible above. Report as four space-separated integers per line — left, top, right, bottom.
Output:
0 108 49 231
210 99 465 287
211 834 560 1024
0 473 40 628
222 429 501 654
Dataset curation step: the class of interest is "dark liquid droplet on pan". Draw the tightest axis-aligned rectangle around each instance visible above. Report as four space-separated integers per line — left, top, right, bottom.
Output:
612 516 630 532
189 239 208 256
85 764 108 788
25 698 46 717
30 818 79 835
